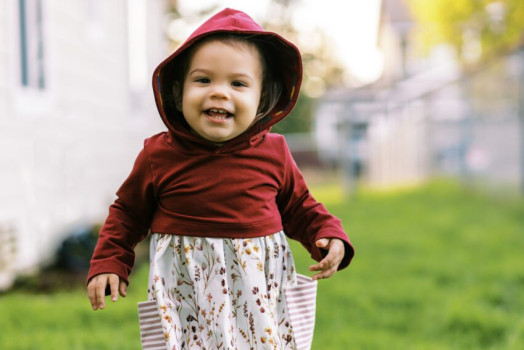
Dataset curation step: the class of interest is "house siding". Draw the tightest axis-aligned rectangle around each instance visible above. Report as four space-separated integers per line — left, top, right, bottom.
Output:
0 0 167 289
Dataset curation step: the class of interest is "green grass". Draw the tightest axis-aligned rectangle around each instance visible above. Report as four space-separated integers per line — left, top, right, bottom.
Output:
1 180 524 349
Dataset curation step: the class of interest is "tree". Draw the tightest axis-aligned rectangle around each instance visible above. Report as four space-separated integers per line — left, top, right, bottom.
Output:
407 0 524 64
259 1 346 133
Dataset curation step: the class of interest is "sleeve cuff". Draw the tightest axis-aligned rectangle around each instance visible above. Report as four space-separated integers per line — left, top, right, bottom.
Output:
87 259 131 286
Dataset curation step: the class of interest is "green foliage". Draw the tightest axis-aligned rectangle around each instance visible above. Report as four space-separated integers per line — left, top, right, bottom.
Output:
1 180 523 349
273 94 315 134
408 0 524 62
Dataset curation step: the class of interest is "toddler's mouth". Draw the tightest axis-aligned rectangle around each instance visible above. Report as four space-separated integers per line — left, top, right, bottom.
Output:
206 108 233 120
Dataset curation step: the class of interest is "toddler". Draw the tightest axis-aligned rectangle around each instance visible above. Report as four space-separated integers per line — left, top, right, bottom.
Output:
87 8 354 350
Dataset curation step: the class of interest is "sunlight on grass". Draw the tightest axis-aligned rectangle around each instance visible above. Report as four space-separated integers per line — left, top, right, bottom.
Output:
309 183 345 206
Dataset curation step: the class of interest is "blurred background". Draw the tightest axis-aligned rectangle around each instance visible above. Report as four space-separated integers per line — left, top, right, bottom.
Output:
1 0 524 349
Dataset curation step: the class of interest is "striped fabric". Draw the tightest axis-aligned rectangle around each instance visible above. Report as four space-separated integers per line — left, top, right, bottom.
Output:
137 301 167 350
284 274 318 350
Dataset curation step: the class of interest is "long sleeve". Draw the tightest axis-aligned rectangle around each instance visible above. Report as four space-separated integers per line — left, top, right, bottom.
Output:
87 145 157 285
277 142 354 270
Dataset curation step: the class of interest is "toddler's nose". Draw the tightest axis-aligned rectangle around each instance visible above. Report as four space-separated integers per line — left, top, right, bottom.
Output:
210 84 230 99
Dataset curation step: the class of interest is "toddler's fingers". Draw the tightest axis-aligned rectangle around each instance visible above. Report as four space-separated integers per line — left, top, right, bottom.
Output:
109 274 120 302
309 239 344 280
315 238 330 249
119 280 128 297
87 280 98 310
309 258 337 279
309 238 332 271
95 275 109 309
312 267 338 280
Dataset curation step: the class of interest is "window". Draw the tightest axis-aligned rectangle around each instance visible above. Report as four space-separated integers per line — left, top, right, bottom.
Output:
18 0 46 91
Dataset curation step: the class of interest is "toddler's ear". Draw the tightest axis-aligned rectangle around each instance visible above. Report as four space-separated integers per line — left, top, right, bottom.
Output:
172 82 182 111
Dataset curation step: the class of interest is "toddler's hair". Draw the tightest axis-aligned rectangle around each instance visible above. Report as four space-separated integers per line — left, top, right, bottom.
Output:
172 33 284 122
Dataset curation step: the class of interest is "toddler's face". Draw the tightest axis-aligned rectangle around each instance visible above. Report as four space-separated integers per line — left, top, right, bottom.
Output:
178 40 263 143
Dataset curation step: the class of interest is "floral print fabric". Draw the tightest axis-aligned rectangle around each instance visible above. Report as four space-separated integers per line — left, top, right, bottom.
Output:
148 231 299 350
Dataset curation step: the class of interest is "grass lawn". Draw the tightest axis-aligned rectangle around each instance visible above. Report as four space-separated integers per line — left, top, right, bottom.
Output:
1 180 523 349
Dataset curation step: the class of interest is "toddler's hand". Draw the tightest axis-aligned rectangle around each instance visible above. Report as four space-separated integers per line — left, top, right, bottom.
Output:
87 273 127 310
309 238 345 280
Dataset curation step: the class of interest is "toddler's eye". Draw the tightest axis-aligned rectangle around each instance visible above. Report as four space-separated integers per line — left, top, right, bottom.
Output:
195 78 210 84
232 81 247 87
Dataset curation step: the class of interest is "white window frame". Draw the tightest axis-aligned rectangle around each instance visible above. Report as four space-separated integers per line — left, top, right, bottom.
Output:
10 0 52 115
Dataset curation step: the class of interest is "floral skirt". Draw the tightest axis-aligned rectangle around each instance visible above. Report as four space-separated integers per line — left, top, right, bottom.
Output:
138 231 317 350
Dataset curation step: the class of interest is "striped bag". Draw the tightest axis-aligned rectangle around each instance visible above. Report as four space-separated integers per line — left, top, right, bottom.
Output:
137 301 167 350
284 274 318 350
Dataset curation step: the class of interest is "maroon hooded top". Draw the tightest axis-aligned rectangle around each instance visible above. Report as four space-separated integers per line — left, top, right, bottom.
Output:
88 8 354 285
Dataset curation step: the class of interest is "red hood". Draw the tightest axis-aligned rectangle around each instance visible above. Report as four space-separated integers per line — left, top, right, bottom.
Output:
152 8 303 152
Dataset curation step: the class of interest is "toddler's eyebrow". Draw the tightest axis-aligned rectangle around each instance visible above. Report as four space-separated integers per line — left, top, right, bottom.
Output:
188 68 255 82
232 73 255 81
188 68 211 76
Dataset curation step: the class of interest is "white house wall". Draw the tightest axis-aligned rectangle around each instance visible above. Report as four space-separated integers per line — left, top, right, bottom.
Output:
0 0 167 289
0 1 8 118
